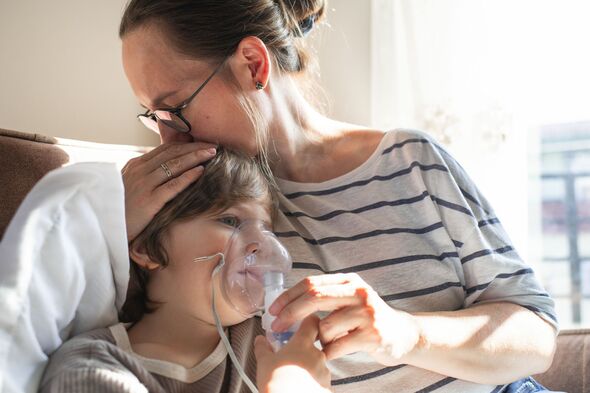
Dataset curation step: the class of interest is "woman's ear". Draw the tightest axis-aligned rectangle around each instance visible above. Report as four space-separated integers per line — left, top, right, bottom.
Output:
129 240 160 271
228 36 271 91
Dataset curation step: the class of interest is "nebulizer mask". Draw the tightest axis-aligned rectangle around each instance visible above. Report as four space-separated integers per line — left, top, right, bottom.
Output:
193 220 294 393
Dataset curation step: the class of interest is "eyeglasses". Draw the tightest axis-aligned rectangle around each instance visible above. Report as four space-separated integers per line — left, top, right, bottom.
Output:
137 60 225 134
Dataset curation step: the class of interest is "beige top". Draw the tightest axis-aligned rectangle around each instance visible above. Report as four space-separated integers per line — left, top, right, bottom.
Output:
39 319 261 393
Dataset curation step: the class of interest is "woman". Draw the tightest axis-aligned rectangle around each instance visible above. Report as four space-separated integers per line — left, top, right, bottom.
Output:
119 1 557 392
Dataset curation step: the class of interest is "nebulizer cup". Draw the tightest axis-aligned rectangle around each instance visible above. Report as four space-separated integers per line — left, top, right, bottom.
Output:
193 219 294 393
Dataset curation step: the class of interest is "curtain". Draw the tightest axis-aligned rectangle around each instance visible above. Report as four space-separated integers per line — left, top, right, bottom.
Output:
370 0 590 261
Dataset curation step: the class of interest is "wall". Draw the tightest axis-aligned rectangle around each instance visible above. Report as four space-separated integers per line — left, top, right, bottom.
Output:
312 1 372 127
0 0 158 146
0 0 370 147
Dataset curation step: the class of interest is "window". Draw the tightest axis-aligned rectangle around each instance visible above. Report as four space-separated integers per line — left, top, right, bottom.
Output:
370 0 590 327
538 122 590 325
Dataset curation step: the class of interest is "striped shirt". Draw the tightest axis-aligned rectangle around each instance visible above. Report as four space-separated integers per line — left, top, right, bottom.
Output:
274 129 557 393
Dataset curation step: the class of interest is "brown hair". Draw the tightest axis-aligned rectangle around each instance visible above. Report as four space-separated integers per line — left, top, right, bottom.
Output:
121 148 276 323
119 0 326 74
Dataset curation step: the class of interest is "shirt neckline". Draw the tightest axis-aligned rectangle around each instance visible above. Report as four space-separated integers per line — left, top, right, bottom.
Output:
276 130 395 194
109 323 228 384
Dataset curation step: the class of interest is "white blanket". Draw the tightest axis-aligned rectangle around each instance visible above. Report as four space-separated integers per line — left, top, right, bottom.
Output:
0 163 129 393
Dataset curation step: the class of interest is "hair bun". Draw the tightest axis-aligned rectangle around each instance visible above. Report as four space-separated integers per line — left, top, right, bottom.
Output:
278 0 326 37
297 14 316 36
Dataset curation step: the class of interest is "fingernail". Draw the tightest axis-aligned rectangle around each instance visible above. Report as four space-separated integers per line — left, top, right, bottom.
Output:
271 319 284 332
207 148 216 155
269 303 279 316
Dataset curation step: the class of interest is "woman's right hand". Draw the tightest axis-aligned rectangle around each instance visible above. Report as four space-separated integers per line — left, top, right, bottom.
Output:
121 142 217 242
254 315 331 393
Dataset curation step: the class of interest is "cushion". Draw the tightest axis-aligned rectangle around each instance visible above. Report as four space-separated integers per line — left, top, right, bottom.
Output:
534 328 590 393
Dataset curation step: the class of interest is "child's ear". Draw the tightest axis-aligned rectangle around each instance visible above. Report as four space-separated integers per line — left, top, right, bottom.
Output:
129 240 160 270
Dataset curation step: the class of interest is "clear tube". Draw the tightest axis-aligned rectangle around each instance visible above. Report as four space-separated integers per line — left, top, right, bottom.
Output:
197 253 259 393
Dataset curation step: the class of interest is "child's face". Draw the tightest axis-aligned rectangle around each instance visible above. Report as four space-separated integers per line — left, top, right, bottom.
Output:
147 199 272 326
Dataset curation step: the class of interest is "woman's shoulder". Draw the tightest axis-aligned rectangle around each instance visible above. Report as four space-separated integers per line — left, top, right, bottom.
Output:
333 127 436 164
383 128 443 152
358 128 448 167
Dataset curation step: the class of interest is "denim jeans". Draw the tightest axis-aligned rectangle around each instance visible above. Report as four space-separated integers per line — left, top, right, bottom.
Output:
502 377 562 393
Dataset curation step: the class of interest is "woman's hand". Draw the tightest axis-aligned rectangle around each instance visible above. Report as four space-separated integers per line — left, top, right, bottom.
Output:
121 142 217 242
269 273 422 362
254 315 331 393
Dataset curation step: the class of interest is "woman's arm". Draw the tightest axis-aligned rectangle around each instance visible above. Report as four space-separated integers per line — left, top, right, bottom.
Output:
384 302 556 385
270 273 557 386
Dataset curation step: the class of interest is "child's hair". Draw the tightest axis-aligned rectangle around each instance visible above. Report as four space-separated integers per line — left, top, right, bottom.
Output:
120 148 277 323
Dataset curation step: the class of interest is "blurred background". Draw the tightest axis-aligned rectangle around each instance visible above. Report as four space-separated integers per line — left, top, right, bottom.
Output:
1 0 589 328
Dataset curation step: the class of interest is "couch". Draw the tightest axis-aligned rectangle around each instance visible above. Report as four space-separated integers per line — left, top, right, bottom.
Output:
0 127 588 393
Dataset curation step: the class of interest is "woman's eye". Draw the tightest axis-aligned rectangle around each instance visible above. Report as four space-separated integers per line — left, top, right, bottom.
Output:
218 216 239 227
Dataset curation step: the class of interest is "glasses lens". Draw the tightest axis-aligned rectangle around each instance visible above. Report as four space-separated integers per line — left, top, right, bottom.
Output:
154 110 190 133
138 115 159 134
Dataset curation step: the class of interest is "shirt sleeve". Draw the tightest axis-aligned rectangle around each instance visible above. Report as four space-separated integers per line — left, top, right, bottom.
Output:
415 131 559 331
39 335 151 393
40 368 148 393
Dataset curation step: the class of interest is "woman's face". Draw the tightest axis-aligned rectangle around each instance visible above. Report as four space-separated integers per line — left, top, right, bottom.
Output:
121 24 258 153
148 199 272 327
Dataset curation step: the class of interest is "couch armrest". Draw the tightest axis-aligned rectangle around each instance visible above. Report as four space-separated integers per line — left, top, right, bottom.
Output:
0 127 149 240
533 328 589 393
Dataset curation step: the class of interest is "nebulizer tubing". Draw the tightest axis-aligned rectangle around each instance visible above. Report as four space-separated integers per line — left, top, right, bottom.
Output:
194 252 259 393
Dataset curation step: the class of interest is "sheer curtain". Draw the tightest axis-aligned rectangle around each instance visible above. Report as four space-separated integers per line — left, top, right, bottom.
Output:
370 0 590 326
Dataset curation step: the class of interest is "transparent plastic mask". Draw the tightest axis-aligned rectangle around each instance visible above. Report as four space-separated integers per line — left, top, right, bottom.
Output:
220 220 292 316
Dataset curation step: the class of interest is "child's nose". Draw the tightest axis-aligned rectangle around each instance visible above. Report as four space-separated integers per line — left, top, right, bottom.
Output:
245 242 259 255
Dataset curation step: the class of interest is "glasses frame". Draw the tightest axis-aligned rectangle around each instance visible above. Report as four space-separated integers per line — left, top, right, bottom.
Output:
137 60 226 134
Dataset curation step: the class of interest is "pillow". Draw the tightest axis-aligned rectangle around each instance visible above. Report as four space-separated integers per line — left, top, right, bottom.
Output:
0 162 129 393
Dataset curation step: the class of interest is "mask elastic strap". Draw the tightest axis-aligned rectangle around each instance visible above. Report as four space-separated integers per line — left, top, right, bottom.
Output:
195 253 259 393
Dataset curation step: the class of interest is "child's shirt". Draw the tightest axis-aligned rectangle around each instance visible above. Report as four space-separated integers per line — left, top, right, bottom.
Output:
39 319 260 393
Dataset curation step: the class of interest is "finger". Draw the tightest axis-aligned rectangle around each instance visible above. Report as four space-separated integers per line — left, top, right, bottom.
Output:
319 306 368 345
254 335 273 361
269 273 361 316
152 165 205 206
322 329 370 360
272 284 364 332
290 314 320 345
140 141 215 165
149 148 216 186
147 144 217 174
272 295 360 332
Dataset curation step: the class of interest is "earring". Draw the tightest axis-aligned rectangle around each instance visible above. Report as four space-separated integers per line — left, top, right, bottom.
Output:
255 81 264 90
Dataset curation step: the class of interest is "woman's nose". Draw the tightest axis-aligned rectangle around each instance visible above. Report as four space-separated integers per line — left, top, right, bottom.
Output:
157 121 194 143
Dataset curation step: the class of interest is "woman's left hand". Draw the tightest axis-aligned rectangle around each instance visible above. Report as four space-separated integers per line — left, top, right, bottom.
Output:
269 273 423 362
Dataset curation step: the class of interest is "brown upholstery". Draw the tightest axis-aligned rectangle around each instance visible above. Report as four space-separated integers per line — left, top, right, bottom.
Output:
0 127 588 392
0 127 148 240
0 129 69 239
534 328 589 393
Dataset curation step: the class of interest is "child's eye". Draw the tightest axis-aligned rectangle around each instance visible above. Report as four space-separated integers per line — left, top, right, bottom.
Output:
218 216 240 228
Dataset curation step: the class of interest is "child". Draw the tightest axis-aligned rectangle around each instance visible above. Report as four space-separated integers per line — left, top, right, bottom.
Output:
39 149 330 393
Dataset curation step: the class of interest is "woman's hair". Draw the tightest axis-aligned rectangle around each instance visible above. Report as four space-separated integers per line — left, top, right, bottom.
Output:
120 148 277 323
